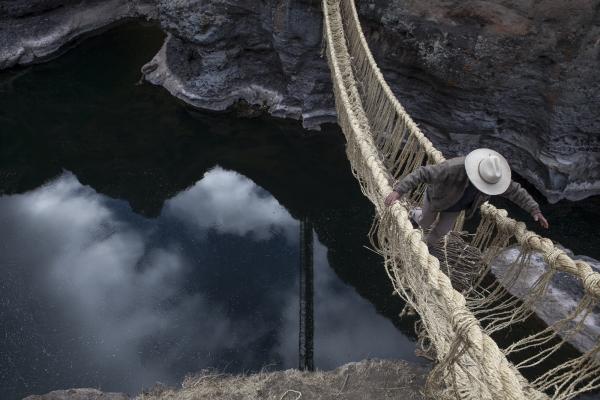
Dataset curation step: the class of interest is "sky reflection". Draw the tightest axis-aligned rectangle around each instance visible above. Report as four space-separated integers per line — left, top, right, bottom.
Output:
277 240 419 370
164 167 297 241
0 168 418 399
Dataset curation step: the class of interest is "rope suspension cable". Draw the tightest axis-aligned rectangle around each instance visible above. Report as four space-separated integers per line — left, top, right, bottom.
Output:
321 0 600 398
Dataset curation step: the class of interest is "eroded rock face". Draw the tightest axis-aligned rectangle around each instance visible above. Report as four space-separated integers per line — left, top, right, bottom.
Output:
358 0 600 203
143 0 336 130
143 0 600 202
0 0 156 69
0 0 80 18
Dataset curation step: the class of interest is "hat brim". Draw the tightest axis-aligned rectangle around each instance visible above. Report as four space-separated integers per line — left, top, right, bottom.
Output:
465 148 511 195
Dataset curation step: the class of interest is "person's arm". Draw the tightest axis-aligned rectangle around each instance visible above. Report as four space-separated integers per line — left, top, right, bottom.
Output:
500 181 549 229
385 163 446 206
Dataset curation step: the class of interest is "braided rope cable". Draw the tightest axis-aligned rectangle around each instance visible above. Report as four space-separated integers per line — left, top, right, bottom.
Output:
479 204 600 298
339 0 600 302
322 0 547 398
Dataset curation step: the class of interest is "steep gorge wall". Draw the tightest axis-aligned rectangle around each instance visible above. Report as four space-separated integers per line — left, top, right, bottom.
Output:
142 0 335 128
359 0 600 203
1 0 599 202
0 0 155 68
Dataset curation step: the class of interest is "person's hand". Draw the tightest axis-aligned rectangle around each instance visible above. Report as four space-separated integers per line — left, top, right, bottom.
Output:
384 190 402 206
532 212 549 229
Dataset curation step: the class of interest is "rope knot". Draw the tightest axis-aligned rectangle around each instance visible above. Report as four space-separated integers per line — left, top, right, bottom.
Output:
451 309 478 340
544 248 564 270
520 230 539 250
495 215 518 236
581 267 600 298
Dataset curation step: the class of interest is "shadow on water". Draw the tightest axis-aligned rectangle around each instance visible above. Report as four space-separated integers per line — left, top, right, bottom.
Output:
0 22 422 400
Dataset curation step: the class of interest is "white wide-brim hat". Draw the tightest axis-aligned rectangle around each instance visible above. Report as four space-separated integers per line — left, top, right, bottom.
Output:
465 148 511 195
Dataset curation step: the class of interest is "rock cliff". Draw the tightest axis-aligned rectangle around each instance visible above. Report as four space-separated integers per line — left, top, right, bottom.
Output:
2 0 599 201
141 0 600 202
0 0 155 68
142 0 335 129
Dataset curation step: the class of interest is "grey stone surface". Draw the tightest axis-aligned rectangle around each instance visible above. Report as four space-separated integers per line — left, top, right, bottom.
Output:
0 0 156 69
358 0 600 203
492 245 600 354
142 0 336 131
1 0 80 18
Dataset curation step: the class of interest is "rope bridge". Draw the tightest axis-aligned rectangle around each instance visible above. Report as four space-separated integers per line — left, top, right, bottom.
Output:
321 0 600 398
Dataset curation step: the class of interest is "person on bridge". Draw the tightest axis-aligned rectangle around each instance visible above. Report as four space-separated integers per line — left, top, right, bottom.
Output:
384 148 549 246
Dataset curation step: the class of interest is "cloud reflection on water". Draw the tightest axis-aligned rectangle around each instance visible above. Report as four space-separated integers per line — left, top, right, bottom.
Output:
164 167 297 241
276 239 419 370
0 168 417 399
1 172 240 392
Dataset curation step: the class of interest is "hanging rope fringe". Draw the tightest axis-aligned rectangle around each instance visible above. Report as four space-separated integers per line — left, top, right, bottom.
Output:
322 0 600 398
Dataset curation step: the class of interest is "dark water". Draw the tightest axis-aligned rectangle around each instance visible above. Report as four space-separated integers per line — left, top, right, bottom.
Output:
0 23 420 400
1 20 599 400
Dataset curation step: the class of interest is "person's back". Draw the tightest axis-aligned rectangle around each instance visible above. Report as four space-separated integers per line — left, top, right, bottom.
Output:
384 149 548 246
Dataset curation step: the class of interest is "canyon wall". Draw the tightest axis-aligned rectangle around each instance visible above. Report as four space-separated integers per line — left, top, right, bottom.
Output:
142 0 335 129
359 0 600 203
2 0 599 202
0 0 155 68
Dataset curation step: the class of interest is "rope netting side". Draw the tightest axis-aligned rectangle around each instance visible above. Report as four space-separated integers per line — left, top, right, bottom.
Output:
322 1 545 398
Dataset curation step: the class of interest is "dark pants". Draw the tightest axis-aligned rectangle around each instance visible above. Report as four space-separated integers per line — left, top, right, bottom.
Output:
412 194 460 245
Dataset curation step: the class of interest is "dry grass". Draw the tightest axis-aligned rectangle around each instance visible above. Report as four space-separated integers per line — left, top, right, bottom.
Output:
136 359 429 400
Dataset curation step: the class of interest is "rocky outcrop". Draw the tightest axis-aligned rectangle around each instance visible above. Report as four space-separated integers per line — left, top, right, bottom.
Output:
492 245 600 354
142 0 336 131
0 0 156 69
142 0 600 202
23 359 429 400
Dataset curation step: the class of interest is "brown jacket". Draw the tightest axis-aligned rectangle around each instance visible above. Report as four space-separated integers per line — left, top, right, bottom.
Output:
393 156 541 219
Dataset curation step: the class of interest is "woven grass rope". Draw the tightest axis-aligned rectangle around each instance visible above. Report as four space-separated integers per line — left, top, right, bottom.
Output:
321 0 600 398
